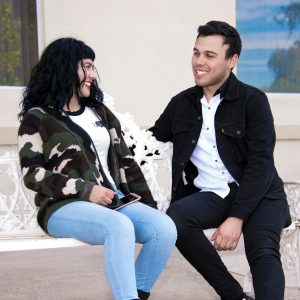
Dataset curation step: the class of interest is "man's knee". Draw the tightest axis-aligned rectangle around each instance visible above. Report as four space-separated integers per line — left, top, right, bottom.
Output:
245 233 281 264
166 202 181 222
167 202 197 239
167 202 187 226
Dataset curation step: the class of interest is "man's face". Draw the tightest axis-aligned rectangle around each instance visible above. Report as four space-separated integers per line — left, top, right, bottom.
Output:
191 35 237 95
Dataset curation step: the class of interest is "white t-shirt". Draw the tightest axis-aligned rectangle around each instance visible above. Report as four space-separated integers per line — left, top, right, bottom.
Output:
68 106 115 186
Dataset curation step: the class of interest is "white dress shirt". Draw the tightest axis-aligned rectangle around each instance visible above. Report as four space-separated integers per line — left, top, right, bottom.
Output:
190 93 236 198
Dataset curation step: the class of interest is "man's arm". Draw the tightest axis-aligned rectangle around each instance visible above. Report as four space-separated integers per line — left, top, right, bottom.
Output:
149 99 175 143
213 91 277 251
228 91 277 222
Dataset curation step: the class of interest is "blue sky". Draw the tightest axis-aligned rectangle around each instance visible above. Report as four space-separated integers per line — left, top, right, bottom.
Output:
236 0 300 89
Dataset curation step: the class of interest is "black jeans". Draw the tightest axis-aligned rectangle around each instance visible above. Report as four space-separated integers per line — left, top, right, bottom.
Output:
167 185 289 300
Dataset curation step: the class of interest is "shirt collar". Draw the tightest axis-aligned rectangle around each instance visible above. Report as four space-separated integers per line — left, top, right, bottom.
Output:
192 72 239 101
217 72 239 100
214 73 232 98
65 105 85 116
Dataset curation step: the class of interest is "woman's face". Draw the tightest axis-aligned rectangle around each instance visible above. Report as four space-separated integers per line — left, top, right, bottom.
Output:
77 58 96 98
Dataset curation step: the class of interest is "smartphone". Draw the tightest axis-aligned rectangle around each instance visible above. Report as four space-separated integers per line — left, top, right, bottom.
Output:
109 193 141 210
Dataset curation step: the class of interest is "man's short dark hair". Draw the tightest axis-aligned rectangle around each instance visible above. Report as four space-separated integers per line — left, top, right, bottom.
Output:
197 20 242 58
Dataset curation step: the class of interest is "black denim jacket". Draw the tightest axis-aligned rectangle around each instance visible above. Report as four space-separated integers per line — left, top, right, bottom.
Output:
150 72 288 223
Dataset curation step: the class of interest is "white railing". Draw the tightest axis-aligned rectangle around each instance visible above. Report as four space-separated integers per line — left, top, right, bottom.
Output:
0 150 43 236
281 181 300 288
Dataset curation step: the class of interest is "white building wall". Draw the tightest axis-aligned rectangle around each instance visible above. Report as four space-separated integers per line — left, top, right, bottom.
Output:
40 0 236 126
0 0 299 180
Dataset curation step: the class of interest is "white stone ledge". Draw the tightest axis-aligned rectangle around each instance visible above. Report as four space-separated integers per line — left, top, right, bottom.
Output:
0 237 87 252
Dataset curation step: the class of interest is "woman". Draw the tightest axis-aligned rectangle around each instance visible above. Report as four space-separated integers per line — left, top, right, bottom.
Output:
18 38 177 300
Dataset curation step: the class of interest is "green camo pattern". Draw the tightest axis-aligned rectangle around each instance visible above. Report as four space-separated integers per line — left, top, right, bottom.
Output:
18 104 156 229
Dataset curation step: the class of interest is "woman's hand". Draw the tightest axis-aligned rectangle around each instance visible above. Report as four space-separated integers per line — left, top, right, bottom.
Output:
89 185 116 206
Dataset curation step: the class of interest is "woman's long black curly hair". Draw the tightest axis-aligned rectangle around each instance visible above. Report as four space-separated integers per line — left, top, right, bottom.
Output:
18 38 103 120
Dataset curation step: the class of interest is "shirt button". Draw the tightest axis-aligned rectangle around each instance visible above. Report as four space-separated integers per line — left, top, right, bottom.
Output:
213 145 216 148
208 107 211 110
215 160 218 162
206 127 209 130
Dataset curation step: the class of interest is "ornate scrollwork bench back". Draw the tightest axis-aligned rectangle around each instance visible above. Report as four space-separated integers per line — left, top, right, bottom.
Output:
281 181 300 288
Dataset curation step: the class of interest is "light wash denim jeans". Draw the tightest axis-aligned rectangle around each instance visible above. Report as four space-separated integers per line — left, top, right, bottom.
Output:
47 200 177 300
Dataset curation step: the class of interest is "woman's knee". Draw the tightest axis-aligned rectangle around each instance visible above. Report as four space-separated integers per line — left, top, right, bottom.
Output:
83 212 136 245
136 210 177 246
104 213 135 238
156 213 177 243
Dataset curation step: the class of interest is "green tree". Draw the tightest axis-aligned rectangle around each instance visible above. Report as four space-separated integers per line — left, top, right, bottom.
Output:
0 0 21 85
268 2 300 93
275 2 300 33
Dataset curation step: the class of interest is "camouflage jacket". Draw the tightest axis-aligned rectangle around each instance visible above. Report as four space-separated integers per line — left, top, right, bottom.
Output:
18 104 156 230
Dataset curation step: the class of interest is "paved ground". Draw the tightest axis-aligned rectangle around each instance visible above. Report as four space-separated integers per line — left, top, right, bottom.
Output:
0 243 299 299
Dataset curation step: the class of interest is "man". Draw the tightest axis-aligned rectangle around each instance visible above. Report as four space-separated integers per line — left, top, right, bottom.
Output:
149 21 291 300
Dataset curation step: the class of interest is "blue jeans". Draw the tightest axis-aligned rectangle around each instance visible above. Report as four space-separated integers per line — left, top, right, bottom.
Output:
47 201 177 300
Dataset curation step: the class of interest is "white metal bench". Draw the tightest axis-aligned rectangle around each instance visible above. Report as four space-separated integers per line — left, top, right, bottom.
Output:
0 94 173 251
0 94 299 293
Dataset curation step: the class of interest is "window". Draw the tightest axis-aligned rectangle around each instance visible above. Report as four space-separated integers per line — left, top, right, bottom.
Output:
0 0 38 86
237 0 300 93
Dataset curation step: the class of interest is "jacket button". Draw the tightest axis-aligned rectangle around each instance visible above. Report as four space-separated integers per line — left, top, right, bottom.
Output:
197 116 202 120
172 186 176 192
191 139 196 144
180 162 185 166
236 130 241 135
